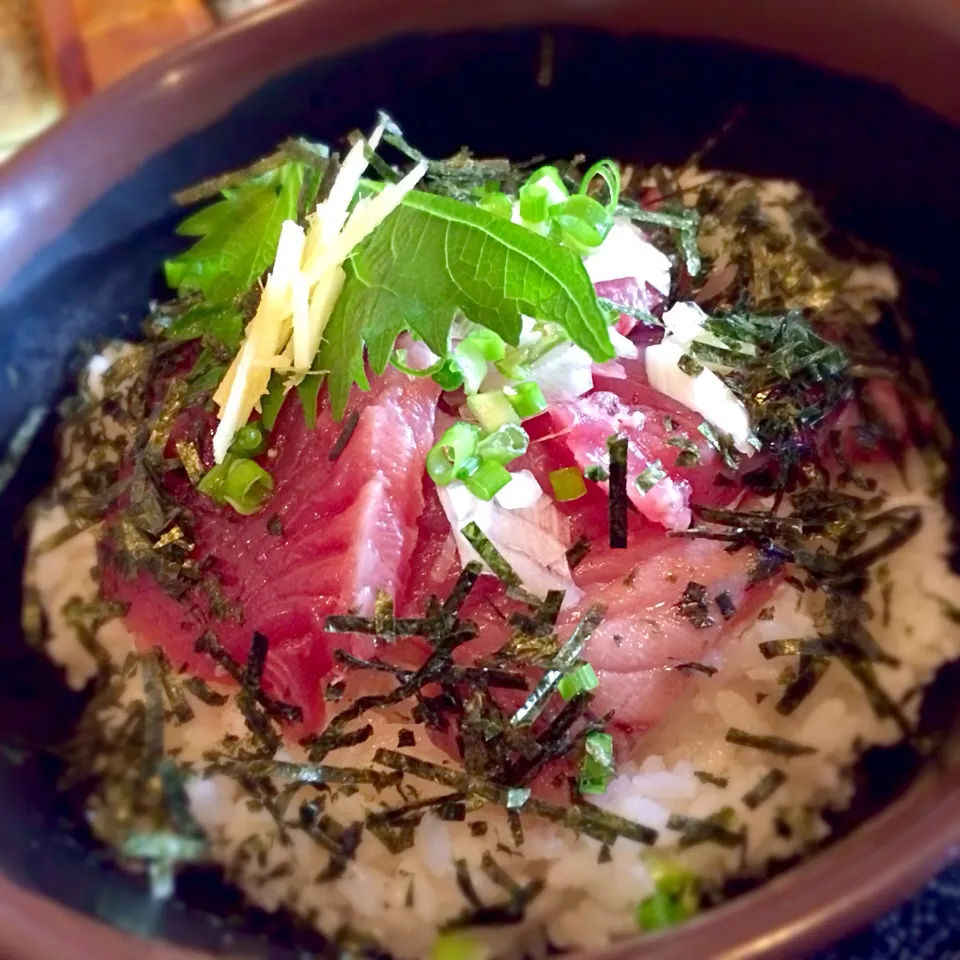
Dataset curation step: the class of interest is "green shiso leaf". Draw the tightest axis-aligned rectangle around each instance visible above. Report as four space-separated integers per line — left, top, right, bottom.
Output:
315 190 615 419
165 161 304 305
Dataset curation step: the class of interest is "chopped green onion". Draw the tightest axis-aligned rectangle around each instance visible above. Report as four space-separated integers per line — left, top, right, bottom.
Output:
585 464 609 482
549 467 587 502
430 932 489 960
463 459 512 501
433 357 465 391
635 460 666 494
455 328 506 393
504 381 547 419
554 194 614 255
478 191 512 220
197 459 231 501
466 391 520 433
459 328 506 363
519 183 550 223
476 423 528 464
579 159 621 214
579 731 615 794
455 352 487 395
230 423 266 458
223 458 273 515
524 164 570 207
635 860 699 931
426 422 481 486
391 350 444 378
558 662 599 700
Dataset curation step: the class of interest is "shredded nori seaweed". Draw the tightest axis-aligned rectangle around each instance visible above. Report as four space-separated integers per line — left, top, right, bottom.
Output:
606 435 628 549
741 769 788 809
725 727 817 758
194 631 303 724
509 605 606 728
328 410 360 461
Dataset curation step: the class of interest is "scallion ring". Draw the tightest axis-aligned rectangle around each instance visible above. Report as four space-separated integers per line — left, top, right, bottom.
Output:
554 194 615 255
476 423 529 465
230 423 266 458
222 458 274 515
463 459 512 501
579 159 621 213
426 421 481 485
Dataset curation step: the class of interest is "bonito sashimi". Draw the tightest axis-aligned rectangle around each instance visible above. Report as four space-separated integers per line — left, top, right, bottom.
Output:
104 357 439 732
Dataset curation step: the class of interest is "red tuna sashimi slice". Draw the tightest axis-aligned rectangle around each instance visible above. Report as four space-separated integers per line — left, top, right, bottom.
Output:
594 277 665 339
406 460 777 775
549 389 731 530
566 535 777 742
414 519 777 793
104 363 440 733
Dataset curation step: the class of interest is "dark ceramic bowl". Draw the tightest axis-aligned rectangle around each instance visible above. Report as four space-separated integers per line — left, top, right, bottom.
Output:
3 2 960 958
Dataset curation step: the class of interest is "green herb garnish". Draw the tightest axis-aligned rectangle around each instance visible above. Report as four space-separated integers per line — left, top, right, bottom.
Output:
314 189 614 419
635 459 666 494
635 860 700 932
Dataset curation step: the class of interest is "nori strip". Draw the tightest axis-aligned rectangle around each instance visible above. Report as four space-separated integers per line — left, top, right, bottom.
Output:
715 590 737 620
606 435 628 549
266 514 284 536
367 819 417 854
244 632 269 696
155 656 195 725
236 690 280 755
438 801 467 822
775 655 831 716
694 771 729 788
461 523 524 591
373 750 657 845
454 858 484 909
725 727 817 757
509 604 606 728
325 615 430 637
565 535 592 570
374 589 396 641
398 729 416 748
480 850 521 893
507 810 525 847
741 769 788 810
366 792 465 825
173 152 290 205
667 812 743 849
676 582 716 629
328 410 360 461
194 631 302 723
672 662 718 677
334 649 528 691
207 760 402 791
174 440 204 486
0 406 46 496
838 653 912 736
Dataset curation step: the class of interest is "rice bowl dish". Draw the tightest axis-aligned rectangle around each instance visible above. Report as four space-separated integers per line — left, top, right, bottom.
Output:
20 116 960 959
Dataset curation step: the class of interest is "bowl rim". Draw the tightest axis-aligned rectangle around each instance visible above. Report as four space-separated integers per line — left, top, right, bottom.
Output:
3 0 960 957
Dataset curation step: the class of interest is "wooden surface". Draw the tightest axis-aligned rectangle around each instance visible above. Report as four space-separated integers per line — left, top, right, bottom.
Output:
34 0 216 98
0 0 62 156
0 0 274 160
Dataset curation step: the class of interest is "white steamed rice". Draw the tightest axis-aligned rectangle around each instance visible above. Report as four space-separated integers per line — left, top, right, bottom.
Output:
25 448 960 959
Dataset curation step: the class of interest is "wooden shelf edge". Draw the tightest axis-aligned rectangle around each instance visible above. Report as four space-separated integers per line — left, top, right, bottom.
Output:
32 0 95 107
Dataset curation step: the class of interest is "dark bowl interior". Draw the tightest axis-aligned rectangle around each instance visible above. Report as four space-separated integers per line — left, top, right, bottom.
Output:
2 24 960 960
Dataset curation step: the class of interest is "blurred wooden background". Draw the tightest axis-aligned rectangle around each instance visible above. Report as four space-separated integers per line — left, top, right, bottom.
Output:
0 0 275 159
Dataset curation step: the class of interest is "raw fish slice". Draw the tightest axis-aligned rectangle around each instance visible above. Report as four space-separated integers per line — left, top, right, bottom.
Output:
104 358 440 732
